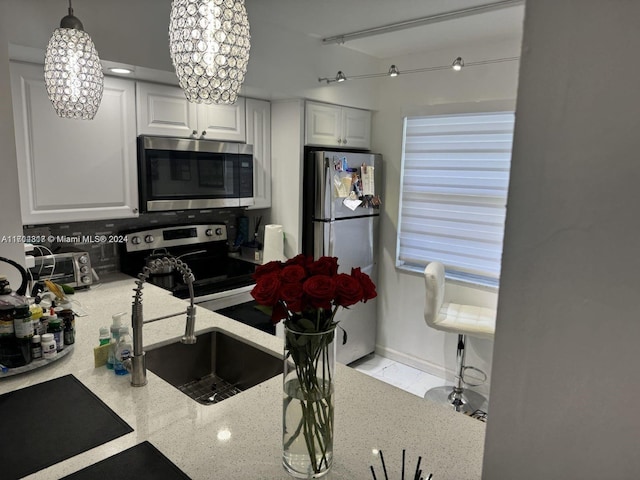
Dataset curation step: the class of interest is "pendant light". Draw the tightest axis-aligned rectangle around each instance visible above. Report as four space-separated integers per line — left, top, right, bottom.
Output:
169 0 251 105
44 0 104 120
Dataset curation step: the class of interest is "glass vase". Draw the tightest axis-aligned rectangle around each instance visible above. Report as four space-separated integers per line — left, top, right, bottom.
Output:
282 325 336 478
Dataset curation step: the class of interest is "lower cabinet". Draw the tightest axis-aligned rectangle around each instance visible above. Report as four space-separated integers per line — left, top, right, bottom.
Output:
10 62 138 224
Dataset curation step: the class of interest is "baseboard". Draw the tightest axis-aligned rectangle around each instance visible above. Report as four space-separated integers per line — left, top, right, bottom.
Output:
374 344 452 380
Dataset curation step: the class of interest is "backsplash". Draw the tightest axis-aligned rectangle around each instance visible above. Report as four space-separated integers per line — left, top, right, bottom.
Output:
23 209 245 278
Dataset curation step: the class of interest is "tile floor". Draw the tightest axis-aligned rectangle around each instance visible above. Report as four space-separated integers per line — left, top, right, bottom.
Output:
350 353 451 398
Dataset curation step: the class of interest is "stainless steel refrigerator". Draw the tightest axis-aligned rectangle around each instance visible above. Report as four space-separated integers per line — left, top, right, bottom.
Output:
303 150 382 365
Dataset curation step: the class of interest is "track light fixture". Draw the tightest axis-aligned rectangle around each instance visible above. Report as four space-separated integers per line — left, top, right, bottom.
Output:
318 55 519 85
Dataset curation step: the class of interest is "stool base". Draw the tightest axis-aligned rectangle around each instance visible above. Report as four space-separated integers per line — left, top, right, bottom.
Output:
424 385 488 414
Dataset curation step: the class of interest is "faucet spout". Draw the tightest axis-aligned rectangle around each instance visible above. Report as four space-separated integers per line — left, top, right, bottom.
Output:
129 256 197 387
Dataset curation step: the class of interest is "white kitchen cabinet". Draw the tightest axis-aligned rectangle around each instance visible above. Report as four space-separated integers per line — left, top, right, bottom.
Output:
10 61 138 224
245 98 271 209
136 81 246 142
305 101 371 150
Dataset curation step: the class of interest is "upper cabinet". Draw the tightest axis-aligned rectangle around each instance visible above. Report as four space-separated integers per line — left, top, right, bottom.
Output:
245 98 271 209
10 62 138 225
136 82 246 142
305 101 371 150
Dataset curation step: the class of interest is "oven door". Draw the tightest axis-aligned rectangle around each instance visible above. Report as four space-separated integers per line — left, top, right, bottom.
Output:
138 136 252 212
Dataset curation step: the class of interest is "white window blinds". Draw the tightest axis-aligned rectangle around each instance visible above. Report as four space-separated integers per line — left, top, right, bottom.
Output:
397 111 515 282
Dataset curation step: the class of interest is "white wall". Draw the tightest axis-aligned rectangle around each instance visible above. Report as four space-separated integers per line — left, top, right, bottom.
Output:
370 38 521 394
484 1 640 478
0 4 28 287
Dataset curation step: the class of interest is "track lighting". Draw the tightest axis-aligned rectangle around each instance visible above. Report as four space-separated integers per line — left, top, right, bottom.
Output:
318 56 519 85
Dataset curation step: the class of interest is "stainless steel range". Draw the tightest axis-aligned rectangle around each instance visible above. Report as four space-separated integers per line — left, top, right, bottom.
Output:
120 224 257 311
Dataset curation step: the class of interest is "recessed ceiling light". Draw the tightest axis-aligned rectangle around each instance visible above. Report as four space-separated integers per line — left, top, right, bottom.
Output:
109 67 133 74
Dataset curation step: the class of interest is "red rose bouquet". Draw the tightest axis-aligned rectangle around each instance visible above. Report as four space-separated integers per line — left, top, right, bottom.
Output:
251 254 376 476
251 254 377 333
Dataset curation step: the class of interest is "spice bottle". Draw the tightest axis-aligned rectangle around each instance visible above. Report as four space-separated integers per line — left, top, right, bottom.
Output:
13 305 34 339
60 309 75 346
41 333 57 359
47 316 64 352
30 305 44 335
31 334 42 360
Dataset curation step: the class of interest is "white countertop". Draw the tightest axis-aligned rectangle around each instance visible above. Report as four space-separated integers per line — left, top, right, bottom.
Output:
0 274 485 479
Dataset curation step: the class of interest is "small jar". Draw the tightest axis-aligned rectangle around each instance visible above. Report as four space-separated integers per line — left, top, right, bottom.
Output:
31 334 42 360
47 317 64 352
13 305 34 339
41 333 57 359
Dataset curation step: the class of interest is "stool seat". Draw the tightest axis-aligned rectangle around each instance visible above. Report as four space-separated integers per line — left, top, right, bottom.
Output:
434 303 496 340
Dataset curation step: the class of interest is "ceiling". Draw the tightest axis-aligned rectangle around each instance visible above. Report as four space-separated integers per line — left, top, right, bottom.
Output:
245 0 525 59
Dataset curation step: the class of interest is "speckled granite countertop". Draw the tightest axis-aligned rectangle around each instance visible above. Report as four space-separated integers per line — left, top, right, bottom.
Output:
0 274 485 479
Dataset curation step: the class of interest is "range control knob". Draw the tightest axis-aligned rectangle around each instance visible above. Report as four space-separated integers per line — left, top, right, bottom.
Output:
78 255 89 264
205 229 213 237
80 266 89 274
81 275 91 284
215 228 223 236
131 236 141 245
145 235 154 243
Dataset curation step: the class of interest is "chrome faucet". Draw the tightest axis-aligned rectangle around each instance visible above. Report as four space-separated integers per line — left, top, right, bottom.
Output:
127 257 197 387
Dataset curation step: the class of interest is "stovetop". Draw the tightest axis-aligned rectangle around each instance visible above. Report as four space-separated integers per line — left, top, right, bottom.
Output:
119 223 256 299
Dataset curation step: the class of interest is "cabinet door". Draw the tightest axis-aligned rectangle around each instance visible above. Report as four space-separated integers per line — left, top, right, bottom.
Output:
341 107 371 150
196 97 246 142
11 62 138 224
305 101 342 147
245 98 271 209
136 81 197 137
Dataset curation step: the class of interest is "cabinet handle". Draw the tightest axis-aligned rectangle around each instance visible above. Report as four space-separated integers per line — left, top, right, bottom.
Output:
337 138 342 144
201 130 207 137
192 130 197 136
343 139 347 145
132 207 138 214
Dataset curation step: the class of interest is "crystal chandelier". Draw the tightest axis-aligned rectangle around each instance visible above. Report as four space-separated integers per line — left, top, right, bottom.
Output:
44 0 104 120
169 0 251 104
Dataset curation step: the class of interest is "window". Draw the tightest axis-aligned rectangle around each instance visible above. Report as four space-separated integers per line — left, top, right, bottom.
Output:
396 111 515 286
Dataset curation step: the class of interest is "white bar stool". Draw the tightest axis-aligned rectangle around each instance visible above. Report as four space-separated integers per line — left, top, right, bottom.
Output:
423 261 496 414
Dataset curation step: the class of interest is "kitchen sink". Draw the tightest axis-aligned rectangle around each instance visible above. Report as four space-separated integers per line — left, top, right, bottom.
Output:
145 329 282 405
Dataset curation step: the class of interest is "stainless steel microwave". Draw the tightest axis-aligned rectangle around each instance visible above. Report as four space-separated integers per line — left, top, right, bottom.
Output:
137 136 254 212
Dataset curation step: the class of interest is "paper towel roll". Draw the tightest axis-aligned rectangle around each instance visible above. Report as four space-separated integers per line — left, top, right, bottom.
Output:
262 224 287 264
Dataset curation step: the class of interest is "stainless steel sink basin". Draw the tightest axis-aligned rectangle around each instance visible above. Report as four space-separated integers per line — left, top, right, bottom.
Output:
145 329 282 405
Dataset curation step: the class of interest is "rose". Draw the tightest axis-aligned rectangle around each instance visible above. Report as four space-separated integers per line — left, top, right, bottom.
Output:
250 272 281 306
302 275 336 310
280 265 307 284
253 260 283 281
280 282 305 313
308 256 339 277
334 273 364 307
285 254 310 268
351 267 377 302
